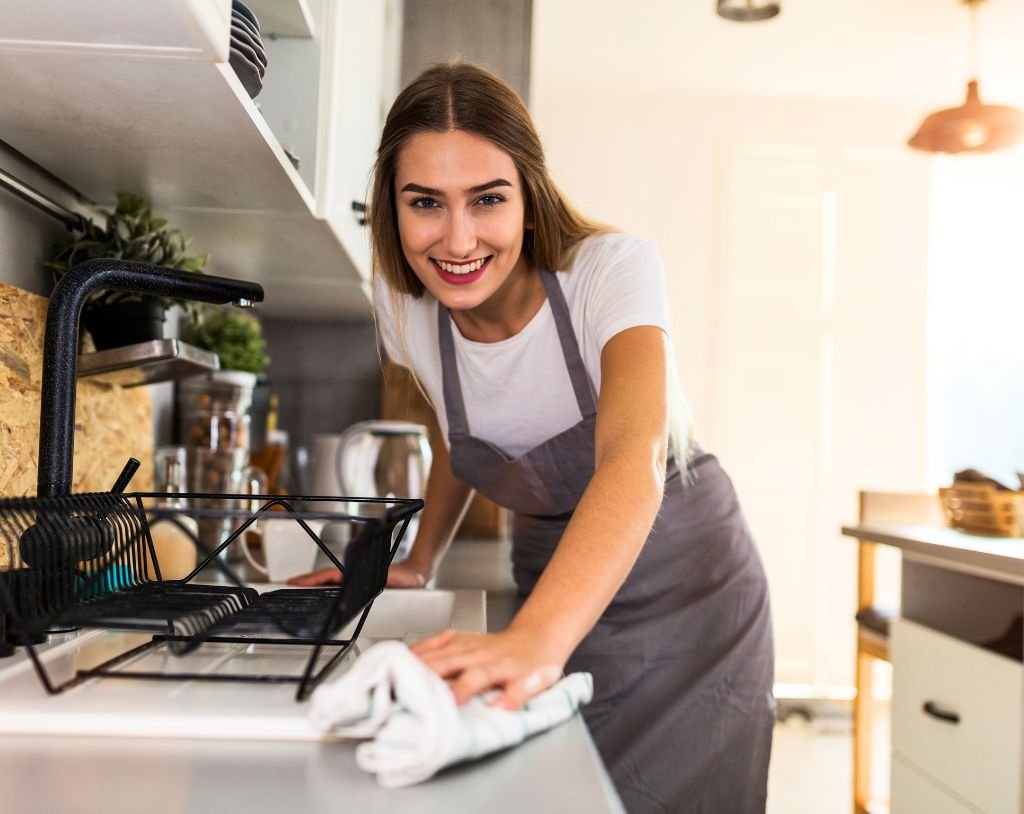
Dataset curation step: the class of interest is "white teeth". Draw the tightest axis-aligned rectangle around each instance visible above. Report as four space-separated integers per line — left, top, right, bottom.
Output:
438 258 485 274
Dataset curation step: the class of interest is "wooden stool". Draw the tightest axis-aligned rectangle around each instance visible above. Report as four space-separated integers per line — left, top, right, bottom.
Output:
854 491 942 814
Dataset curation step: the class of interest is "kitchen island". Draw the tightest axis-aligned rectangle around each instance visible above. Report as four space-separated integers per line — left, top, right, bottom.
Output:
843 522 1024 585
842 522 1024 814
0 539 624 813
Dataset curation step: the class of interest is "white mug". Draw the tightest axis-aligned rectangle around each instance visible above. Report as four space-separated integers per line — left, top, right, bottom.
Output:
240 517 324 583
310 433 353 555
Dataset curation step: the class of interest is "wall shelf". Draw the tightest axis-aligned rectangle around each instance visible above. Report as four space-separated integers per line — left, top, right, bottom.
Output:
246 0 316 38
78 338 220 387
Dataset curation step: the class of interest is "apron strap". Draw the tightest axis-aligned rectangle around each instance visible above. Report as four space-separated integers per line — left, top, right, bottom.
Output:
540 271 596 417
437 301 470 438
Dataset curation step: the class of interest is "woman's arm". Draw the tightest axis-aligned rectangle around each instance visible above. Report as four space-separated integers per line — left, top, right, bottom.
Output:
288 429 475 588
413 325 670 707
398 431 476 585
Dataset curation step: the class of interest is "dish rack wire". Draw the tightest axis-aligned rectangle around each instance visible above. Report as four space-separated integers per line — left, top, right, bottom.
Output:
0 491 423 700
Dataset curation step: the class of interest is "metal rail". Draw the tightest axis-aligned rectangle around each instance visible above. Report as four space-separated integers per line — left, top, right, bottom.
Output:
0 137 91 230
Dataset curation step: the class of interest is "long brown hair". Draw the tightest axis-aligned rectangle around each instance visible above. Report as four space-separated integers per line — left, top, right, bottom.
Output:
369 62 606 297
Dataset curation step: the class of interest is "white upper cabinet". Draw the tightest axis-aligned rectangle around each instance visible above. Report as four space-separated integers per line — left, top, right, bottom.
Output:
0 0 229 57
320 0 402 279
0 0 401 320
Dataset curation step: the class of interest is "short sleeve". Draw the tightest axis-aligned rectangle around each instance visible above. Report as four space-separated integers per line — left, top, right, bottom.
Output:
577 236 671 350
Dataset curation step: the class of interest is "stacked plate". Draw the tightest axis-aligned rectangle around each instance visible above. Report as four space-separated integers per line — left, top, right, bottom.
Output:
229 0 268 99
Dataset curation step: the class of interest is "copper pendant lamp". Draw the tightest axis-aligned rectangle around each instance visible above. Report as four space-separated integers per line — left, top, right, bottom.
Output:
908 0 1024 154
717 0 780 22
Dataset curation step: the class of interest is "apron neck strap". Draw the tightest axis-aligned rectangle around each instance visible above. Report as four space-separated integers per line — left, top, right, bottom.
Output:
437 299 469 438
436 270 597 438
539 271 596 416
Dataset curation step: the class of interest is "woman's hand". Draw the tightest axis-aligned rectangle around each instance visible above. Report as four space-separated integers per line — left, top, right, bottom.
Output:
386 561 430 588
286 559 430 588
412 628 566 710
286 567 342 587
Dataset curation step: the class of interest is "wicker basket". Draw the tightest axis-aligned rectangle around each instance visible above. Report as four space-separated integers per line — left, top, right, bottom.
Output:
939 483 1024 537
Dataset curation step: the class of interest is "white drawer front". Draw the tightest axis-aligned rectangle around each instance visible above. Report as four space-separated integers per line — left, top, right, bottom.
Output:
892 617 1023 814
892 755 980 814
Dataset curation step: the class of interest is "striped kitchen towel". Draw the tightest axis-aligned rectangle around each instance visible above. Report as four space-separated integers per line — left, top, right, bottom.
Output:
309 640 593 787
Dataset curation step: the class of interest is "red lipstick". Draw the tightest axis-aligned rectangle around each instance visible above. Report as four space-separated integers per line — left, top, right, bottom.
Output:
431 256 491 286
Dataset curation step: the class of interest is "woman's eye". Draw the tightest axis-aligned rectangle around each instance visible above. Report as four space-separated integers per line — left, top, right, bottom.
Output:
476 194 505 206
410 196 439 209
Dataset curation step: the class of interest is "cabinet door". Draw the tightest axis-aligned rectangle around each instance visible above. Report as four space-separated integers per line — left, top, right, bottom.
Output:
320 0 402 279
891 617 1023 814
892 756 981 814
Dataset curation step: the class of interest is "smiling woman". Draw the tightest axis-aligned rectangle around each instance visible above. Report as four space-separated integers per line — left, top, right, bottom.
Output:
290 61 776 814
394 131 535 328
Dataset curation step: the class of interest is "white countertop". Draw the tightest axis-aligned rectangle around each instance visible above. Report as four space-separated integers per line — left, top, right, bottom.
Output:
0 542 623 813
842 522 1024 585
0 588 481 741
0 714 621 814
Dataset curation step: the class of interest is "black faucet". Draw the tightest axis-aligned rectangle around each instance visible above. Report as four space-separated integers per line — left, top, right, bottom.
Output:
37 258 264 497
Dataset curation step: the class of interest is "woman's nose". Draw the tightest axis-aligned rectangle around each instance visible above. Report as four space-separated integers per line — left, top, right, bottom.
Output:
443 209 476 258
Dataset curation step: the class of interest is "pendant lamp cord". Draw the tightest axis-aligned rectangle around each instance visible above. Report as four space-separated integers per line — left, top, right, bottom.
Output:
966 0 980 80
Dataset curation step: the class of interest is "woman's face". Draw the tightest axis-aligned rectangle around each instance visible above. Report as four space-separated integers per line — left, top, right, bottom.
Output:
394 129 532 313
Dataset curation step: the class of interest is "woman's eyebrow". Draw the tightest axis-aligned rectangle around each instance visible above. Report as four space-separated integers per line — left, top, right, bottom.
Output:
401 182 443 195
468 178 512 194
399 178 513 196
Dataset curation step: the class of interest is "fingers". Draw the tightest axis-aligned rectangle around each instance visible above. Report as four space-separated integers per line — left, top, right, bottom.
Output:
448 662 558 708
411 632 563 709
385 563 427 589
285 567 342 587
420 649 482 681
450 665 497 705
410 628 458 655
491 665 562 711
493 681 529 712
413 632 491 677
415 632 494 684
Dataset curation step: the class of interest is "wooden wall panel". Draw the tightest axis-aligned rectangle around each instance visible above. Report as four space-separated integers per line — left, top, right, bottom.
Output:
0 283 154 565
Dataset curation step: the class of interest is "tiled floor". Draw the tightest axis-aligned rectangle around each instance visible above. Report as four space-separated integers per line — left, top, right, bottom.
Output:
767 705 854 814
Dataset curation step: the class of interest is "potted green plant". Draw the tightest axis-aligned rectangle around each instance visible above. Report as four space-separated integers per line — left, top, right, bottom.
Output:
181 307 269 377
45 192 210 350
177 306 270 468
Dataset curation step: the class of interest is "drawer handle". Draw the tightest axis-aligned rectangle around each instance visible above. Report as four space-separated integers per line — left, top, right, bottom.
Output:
922 700 960 725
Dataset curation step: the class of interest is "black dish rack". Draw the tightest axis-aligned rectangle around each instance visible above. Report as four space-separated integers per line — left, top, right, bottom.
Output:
0 491 423 701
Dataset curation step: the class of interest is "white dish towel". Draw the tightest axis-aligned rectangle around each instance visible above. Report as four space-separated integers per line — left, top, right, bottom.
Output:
309 640 593 787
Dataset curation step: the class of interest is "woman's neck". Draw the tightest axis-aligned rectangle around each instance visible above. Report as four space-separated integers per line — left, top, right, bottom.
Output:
450 264 546 343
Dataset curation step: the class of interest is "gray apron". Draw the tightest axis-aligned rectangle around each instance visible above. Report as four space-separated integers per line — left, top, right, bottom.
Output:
438 271 775 814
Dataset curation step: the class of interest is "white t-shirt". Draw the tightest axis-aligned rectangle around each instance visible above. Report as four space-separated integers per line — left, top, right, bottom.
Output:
374 232 681 457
